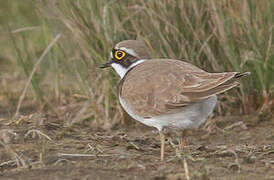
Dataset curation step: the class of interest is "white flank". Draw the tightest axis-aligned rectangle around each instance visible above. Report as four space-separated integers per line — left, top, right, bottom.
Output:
119 95 217 132
119 96 163 131
111 59 146 79
119 96 144 123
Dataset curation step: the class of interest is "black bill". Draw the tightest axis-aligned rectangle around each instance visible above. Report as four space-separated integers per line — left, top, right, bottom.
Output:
100 60 112 68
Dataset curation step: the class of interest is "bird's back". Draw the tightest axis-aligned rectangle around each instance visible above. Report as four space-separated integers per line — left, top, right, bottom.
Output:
119 59 239 118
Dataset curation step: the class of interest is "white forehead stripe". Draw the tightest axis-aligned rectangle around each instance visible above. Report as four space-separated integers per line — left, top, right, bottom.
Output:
109 51 113 58
119 47 137 57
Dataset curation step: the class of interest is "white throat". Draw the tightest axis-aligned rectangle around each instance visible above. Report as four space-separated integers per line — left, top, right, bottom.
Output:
111 59 146 79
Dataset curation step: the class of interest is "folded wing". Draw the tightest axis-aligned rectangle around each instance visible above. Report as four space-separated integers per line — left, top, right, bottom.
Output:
119 59 248 118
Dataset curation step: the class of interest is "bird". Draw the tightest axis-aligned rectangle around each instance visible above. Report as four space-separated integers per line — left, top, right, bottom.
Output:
100 40 250 160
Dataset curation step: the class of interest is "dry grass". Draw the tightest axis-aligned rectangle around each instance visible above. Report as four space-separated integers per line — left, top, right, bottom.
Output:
0 1 273 127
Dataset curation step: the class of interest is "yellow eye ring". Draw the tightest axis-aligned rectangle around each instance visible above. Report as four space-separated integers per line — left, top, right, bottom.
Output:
114 50 126 60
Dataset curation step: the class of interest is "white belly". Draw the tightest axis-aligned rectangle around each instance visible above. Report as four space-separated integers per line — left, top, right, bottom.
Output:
119 95 217 132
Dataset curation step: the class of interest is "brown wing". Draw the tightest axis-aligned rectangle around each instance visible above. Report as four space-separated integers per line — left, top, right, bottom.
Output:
119 59 247 118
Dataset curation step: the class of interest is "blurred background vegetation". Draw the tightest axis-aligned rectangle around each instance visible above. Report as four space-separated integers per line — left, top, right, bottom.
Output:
0 0 273 128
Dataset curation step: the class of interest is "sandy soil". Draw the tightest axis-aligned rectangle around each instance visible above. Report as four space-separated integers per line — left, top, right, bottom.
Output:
0 113 274 180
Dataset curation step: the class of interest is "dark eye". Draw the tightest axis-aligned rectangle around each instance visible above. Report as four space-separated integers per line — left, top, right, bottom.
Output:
114 50 126 60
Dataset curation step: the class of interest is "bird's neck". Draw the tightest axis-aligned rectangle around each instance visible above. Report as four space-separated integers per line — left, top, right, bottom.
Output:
111 59 146 79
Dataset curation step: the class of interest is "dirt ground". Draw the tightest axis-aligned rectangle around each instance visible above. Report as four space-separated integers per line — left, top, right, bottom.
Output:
0 112 274 180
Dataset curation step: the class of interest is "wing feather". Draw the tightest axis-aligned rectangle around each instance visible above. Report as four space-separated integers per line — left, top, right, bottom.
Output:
119 59 245 118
